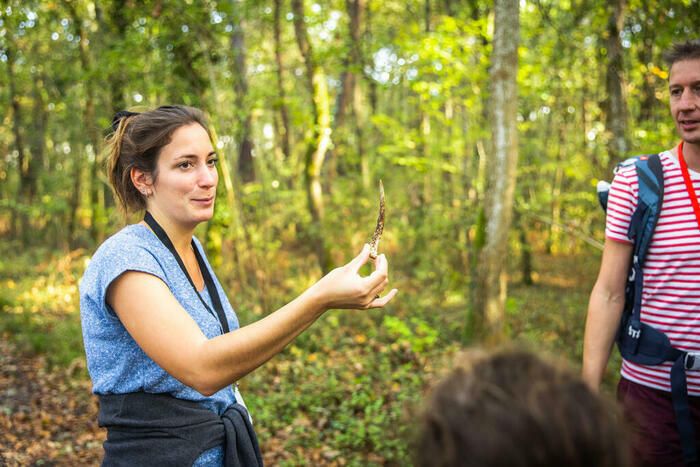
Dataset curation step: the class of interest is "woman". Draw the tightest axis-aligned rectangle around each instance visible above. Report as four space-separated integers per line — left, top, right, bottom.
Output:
79 105 397 466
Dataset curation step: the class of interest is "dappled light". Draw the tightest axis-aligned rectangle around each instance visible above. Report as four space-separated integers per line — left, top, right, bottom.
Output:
2 0 699 465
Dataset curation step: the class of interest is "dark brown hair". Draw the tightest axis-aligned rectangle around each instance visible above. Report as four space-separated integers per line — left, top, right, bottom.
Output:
663 39 700 68
415 348 629 467
106 105 210 214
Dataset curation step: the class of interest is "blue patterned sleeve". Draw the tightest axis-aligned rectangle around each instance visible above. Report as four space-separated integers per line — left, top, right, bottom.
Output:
81 238 168 321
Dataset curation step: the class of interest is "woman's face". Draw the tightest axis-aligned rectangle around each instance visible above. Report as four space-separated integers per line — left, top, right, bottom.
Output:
148 123 218 228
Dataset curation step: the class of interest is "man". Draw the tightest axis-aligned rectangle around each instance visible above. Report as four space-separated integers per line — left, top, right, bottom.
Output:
583 39 700 466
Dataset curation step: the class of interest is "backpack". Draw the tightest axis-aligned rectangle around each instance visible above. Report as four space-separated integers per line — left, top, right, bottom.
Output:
599 153 699 466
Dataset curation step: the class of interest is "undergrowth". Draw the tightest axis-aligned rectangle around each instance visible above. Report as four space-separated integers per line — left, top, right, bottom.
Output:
0 238 612 464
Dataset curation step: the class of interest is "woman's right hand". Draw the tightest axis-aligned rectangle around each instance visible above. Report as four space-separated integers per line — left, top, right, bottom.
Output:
310 244 398 311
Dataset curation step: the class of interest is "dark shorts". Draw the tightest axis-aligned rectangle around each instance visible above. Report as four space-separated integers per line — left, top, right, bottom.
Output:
617 377 700 467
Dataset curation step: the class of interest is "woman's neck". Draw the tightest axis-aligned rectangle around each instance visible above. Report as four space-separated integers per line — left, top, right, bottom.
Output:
143 207 195 256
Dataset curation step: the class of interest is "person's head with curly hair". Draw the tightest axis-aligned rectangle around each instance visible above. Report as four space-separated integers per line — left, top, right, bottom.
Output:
415 348 629 467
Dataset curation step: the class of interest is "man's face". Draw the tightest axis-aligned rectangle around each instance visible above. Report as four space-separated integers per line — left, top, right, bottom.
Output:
669 58 700 145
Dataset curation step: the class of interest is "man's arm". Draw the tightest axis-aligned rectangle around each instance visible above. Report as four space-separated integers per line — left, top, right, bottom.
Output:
582 238 633 391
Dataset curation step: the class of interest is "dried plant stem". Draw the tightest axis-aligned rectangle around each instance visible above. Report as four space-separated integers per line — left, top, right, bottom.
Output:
369 180 385 259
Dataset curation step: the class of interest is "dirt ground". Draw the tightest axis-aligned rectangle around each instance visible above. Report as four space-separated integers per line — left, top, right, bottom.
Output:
0 338 103 466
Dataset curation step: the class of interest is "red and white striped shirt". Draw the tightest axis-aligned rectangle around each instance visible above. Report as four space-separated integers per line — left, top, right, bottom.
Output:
606 150 700 394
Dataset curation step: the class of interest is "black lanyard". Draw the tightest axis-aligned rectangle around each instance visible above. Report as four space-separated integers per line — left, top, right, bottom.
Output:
143 211 230 334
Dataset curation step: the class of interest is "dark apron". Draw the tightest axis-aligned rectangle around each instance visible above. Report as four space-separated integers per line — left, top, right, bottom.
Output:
98 392 263 467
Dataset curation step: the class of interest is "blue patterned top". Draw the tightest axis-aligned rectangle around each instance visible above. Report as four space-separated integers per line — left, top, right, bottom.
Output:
80 223 242 465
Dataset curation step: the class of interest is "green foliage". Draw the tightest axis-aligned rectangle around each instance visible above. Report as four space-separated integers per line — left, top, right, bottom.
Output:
0 246 85 369
2 0 699 462
242 308 442 465
0 311 84 369
383 315 439 353
0 237 619 463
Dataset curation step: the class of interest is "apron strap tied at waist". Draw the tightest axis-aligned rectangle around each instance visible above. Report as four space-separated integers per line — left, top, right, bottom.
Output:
98 392 263 467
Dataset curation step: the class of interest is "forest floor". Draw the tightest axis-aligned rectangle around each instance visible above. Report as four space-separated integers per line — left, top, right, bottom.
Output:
0 249 608 466
0 339 103 466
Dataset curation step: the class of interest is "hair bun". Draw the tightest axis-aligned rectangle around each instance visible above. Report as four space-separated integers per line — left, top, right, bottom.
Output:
111 110 140 132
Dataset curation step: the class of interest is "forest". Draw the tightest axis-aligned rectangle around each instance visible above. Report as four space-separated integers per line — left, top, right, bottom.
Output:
1 0 699 464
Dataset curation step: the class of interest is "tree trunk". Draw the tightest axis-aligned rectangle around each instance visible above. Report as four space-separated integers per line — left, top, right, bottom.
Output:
273 0 291 162
197 24 256 297
364 1 378 114
546 124 564 254
354 70 370 189
420 1 432 206
5 40 29 242
68 2 106 245
68 152 84 246
27 74 48 206
208 126 249 289
292 0 333 273
100 0 128 213
424 0 431 33
515 208 533 286
604 0 628 173
231 3 255 183
327 0 364 186
442 0 455 16
107 0 128 113
637 0 655 123
360 0 375 187
473 0 520 344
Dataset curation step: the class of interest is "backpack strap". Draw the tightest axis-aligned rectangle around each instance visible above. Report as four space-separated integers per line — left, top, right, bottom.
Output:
626 154 664 339
614 154 699 466
596 153 662 340
597 155 657 213
630 154 664 262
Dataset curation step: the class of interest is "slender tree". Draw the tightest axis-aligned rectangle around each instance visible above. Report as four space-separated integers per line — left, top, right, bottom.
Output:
231 1 255 183
327 0 366 186
26 68 48 207
603 0 628 172
66 1 106 245
473 0 520 343
104 0 129 114
291 0 333 273
5 35 27 240
273 0 291 162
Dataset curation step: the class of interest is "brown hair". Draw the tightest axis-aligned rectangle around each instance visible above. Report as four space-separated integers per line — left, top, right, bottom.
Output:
106 105 210 214
663 39 700 68
415 348 629 467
